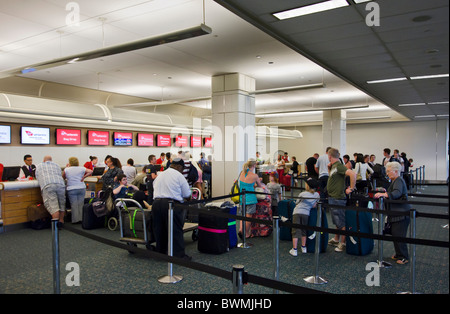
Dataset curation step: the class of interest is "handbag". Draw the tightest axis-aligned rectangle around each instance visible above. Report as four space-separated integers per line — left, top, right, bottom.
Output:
92 200 108 217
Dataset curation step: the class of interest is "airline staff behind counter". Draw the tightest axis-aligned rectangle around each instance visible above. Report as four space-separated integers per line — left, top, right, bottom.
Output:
151 158 192 260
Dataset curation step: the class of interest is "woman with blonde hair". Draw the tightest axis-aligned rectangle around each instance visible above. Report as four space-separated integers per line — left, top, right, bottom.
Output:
238 159 265 239
63 157 93 223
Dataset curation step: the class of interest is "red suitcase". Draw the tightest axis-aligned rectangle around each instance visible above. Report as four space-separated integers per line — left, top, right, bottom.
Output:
250 199 272 237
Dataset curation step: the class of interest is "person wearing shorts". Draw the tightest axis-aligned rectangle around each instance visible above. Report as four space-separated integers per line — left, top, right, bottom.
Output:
289 177 320 256
35 156 66 228
326 148 356 252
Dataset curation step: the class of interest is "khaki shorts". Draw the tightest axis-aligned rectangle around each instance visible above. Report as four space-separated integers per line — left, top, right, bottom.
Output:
42 184 66 215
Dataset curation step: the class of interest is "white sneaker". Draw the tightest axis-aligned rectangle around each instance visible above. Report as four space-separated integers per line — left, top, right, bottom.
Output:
301 246 307 254
328 238 339 246
334 242 346 252
289 248 298 256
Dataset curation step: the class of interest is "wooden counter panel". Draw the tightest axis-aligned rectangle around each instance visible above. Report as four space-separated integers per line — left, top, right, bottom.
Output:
1 187 44 226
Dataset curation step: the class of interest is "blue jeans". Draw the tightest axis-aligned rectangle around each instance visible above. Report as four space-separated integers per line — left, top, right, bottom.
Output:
67 188 85 223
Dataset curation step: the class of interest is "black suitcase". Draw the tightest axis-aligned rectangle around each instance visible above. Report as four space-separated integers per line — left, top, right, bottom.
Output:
198 207 229 254
82 202 105 230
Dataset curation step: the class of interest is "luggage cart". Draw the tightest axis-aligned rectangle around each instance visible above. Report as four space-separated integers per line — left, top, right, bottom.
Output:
116 198 153 253
116 189 201 253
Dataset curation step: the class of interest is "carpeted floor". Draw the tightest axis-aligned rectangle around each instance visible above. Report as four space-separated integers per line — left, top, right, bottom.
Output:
0 185 448 294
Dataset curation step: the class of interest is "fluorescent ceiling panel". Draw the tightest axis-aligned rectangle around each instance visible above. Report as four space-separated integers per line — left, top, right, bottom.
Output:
273 0 349 20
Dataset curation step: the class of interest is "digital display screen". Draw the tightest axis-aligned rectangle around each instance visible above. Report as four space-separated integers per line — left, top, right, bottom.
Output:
87 130 109 146
156 134 171 147
190 136 202 148
204 137 212 148
21 126 50 145
137 133 154 147
175 135 188 147
0 125 11 144
56 128 81 145
113 132 133 146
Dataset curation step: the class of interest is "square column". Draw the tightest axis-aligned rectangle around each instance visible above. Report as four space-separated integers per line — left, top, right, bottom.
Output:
322 110 346 154
211 73 256 197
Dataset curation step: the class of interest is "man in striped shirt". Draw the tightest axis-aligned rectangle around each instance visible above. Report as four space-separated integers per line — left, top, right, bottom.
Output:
35 156 66 228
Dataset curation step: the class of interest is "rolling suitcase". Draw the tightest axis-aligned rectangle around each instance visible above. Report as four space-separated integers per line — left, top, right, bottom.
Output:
306 207 328 253
198 206 229 254
345 193 374 256
82 201 105 230
250 199 272 237
281 174 292 191
278 199 295 241
228 205 238 249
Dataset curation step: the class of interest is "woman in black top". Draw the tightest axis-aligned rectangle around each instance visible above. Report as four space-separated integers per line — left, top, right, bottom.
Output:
374 161 411 264
101 156 123 189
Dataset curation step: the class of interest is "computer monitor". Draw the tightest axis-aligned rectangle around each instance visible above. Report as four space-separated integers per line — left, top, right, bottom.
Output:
1 166 20 181
91 167 105 176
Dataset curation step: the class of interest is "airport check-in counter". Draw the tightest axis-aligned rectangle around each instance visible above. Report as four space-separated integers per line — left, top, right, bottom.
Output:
0 176 102 232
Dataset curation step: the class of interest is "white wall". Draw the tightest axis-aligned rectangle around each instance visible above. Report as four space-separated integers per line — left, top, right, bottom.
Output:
278 120 449 181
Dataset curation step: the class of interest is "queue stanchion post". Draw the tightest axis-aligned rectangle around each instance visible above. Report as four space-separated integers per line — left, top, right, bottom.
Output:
51 219 61 294
232 264 246 294
273 215 280 294
304 202 328 285
414 168 419 194
372 197 391 268
238 189 252 248
158 201 183 284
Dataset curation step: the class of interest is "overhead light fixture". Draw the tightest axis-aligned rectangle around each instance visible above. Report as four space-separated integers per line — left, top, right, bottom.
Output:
410 73 449 80
428 101 449 105
367 77 408 84
398 103 426 107
0 24 212 78
414 115 435 119
273 0 349 20
353 0 372 3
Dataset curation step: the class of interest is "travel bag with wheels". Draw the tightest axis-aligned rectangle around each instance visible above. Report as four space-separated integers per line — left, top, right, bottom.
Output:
198 206 229 254
82 200 105 230
305 207 328 253
278 199 295 241
345 192 374 256
250 199 272 237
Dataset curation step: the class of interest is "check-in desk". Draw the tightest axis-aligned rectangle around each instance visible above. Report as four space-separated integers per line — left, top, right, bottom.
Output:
0 176 102 232
0 180 42 232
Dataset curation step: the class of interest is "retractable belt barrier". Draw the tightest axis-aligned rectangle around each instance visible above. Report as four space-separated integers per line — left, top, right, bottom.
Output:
56 189 447 295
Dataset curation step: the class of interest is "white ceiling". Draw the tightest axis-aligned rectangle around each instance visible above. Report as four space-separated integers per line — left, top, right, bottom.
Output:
0 0 447 127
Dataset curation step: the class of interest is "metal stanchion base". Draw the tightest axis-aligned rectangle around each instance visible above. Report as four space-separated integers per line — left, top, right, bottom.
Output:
442 224 449 229
372 260 392 268
397 291 422 294
303 275 328 285
237 242 253 248
158 275 183 284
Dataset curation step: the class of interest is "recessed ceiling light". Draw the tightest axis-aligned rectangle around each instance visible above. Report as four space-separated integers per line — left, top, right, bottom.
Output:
410 73 449 80
353 0 372 3
414 115 435 119
273 0 349 20
367 77 407 84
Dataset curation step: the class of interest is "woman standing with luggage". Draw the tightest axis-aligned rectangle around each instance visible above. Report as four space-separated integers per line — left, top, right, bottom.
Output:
238 159 266 239
374 161 411 265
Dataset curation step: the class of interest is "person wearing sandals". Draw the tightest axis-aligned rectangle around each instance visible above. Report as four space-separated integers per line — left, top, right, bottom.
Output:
374 161 411 265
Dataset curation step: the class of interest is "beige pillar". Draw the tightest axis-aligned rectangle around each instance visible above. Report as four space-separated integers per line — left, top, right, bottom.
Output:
322 110 346 154
211 73 256 197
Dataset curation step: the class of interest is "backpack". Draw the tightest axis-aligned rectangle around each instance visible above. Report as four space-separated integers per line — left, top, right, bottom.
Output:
187 162 199 184
372 163 385 179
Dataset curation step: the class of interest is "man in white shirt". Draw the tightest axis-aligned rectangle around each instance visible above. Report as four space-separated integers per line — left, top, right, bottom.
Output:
315 147 332 196
152 158 192 260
